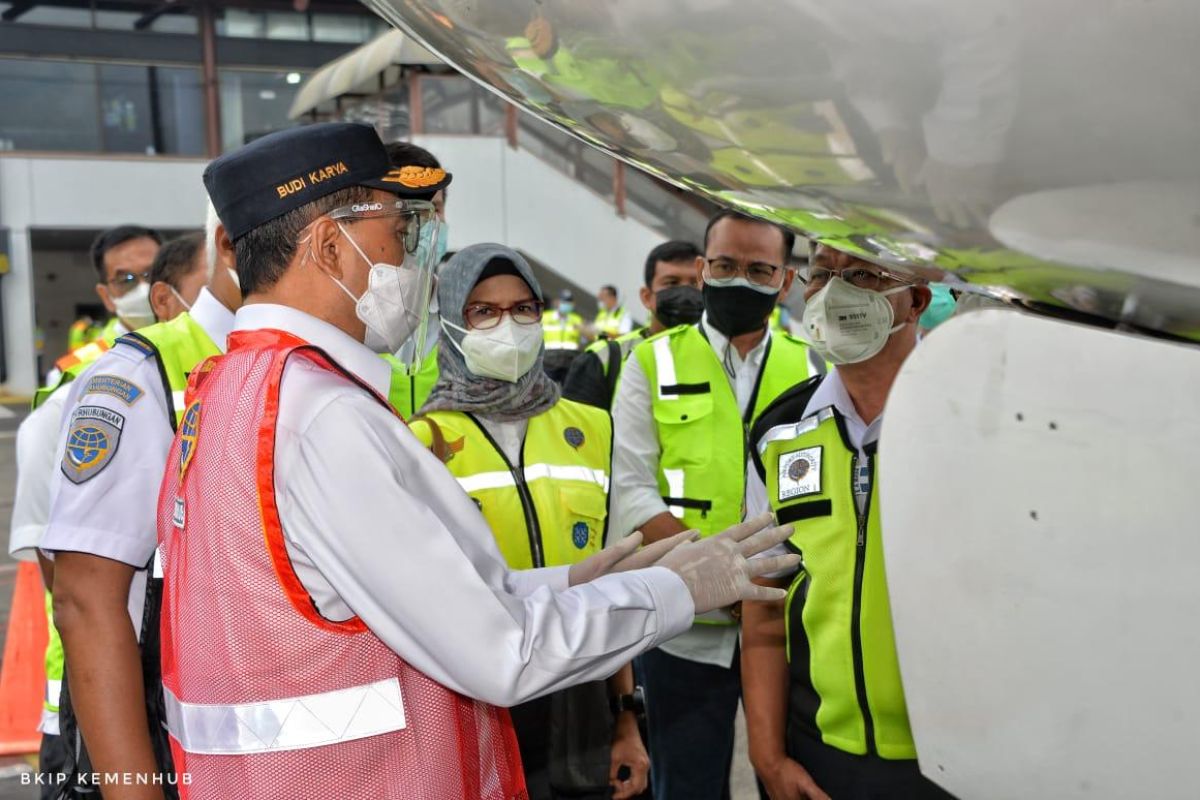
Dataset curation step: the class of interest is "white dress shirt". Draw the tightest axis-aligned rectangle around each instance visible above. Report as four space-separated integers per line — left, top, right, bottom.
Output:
746 367 884 576
41 289 235 627
610 314 772 668
8 387 68 561
236 303 694 706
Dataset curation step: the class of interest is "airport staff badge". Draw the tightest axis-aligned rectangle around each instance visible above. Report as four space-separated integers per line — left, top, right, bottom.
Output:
778 446 822 501
61 406 124 484
179 400 202 481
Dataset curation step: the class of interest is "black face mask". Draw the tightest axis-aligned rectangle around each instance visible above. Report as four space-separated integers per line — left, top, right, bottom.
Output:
702 283 777 337
654 285 704 329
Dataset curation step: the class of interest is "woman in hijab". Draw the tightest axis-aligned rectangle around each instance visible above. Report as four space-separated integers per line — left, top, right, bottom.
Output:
411 243 649 800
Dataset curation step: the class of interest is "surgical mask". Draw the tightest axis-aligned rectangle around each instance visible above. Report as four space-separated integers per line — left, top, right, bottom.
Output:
332 224 427 354
702 277 778 337
442 315 543 383
112 282 156 330
801 277 910 364
559 302 575 315
654 285 704 329
168 285 192 311
919 283 955 330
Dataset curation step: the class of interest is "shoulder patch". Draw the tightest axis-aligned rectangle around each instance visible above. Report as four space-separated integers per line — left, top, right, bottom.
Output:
178 401 201 481
82 374 144 406
60 405 125 484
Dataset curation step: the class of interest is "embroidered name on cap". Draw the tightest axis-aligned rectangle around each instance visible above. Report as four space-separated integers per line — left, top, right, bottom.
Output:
276 161 350 199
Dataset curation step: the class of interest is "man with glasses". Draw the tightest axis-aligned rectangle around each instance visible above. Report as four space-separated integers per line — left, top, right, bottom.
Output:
40 201 241 799
741 243 949 800
611 209 822 800
44 226 163 388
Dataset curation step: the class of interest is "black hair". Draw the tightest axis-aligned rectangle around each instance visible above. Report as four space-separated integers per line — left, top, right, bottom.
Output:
643 240 702 288
233 185 374 295
89 225 165 281
148 232 205 290
702 209 794 264
599 284 618 298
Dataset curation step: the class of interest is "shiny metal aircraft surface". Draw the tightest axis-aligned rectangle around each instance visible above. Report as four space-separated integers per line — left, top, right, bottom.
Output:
363 0 1200 340
364 2 1200 798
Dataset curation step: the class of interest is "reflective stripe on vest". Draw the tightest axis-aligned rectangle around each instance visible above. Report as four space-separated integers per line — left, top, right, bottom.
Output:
759 410 914 760
162 678 406 756
410 399 611 571
46 679 63 708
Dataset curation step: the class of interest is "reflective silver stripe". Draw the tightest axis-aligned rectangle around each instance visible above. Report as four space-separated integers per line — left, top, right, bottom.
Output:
544 341 579 351
653 336 676 400
46 679 63 707
456 464 609 495
171 390 187 410
756 408 835 456
164 677 406 755
663 468 686 519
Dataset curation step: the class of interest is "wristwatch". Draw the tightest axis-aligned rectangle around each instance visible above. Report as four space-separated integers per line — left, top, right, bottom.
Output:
609 685 646 718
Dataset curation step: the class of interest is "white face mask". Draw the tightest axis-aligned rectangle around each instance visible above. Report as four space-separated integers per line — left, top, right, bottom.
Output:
331 224 426 354
442 315 543 383
112 281 156 330
801 277 910 364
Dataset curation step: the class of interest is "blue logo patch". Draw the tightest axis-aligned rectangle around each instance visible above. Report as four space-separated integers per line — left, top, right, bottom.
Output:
61 406 124 484
83 374 144 405
564 427 585 448
572 521 590 549
178 401 201 481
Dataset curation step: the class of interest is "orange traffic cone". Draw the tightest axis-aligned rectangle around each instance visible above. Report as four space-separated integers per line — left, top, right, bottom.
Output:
0 561 49 755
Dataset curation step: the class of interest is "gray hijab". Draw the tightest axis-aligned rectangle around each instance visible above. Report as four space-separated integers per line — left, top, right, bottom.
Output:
419 243 561 422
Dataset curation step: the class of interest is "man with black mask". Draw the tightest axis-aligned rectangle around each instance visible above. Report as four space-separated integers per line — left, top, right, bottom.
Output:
564 240 704 410
610 210 822 800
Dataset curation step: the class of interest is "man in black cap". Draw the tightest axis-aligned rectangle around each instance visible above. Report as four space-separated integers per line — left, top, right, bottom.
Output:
159 122 798 798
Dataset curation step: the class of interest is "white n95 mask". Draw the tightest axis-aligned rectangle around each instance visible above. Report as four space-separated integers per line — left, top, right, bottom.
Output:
801 277 910 364
333 224 427 354
443 315 543 383
112 281 156 330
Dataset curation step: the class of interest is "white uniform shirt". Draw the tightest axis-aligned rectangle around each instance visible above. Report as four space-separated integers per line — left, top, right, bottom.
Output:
234 304 693 706
9 387 69 561
41 289 235 626
746 367 884 576
610 314 772 668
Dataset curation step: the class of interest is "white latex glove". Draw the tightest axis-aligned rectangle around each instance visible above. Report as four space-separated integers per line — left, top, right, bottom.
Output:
567 529 701 587
656 513 800 615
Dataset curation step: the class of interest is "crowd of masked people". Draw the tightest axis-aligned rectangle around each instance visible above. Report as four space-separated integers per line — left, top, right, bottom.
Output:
10 122 966 800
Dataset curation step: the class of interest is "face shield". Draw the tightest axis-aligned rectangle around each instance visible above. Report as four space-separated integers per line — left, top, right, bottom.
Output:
328 198 440 373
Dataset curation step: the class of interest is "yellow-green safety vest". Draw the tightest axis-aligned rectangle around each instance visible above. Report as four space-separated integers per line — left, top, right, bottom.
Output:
594 306 630 338
756 397 914 760
543 310 585 351
382 345 440 419
633 324 814 537
409 399 611 570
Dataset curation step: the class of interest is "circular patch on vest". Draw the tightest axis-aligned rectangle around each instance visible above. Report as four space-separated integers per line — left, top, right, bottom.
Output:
564 426 585 448
572 521 590 549
179 400 202 482
787 457 810 482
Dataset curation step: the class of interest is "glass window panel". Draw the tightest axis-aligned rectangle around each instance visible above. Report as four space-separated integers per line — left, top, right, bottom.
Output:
219 69 306 151
148 11 199 34
152 66 206 155
311 13 372 44
4 2 93 27
264 11 308 41
421 76 505 136
93 8 142 29
97 63 155 154
216 8 264 38
0 58 100 151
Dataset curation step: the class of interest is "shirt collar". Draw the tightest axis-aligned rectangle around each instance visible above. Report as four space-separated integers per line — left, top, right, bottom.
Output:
232 303 392 397
189 288 235 354
699 312 772 366
805 367 880 449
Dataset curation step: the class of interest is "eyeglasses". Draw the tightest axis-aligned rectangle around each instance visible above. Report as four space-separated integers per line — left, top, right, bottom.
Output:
327 198 436 255
704 257 783 288
106 271 150 297
798 263 913 291
464 300 545 330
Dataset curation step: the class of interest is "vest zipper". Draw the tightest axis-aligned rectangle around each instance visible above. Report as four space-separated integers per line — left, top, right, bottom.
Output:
468 414 545 569
850 451 877 756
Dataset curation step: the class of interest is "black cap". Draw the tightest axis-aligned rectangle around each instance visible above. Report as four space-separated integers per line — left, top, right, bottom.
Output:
203 123 453 241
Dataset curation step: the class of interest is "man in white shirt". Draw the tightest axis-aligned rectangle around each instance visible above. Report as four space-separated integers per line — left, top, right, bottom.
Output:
41 205 240 800
160 121 797 799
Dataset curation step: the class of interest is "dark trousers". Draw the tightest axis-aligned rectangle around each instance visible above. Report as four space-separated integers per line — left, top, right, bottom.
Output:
638 647 743 800
787 726 958 800
38 733 67 800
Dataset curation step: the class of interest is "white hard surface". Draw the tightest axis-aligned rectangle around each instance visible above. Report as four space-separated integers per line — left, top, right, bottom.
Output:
880 310 1200 799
